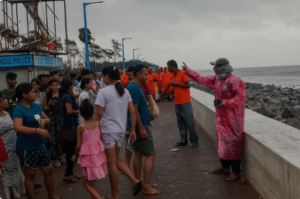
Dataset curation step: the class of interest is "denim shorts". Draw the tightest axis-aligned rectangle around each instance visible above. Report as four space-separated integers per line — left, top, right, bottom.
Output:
16 148 52 169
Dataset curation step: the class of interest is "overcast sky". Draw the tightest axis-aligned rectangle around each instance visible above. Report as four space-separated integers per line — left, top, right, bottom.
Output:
7 0 300 70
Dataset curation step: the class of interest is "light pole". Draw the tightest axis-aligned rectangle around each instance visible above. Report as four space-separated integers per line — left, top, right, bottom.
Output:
122 38 132 74
83 1 104 70
142 58 146 66
133 49 140 66
137 54 142 65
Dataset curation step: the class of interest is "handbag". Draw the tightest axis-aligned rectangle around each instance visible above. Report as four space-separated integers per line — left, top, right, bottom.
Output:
59 95 77 144
152 97 160 117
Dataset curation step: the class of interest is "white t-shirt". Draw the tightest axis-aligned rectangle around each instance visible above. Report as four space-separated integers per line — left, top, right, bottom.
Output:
95 85 132 133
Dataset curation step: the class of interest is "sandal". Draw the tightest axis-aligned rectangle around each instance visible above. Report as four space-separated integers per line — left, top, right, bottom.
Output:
211 167 229 174
226 173 239 181
73 174 82 179
53 160 61 167
132 180 142 197
63 176 78 183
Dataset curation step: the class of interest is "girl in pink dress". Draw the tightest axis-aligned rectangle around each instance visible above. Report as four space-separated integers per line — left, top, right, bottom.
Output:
72 99 107 199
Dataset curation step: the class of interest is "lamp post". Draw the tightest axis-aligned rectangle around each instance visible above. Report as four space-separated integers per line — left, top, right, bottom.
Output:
137 54 142 65
83 1 104 70
122 38 132 74
142 58 146 66
133 49 140 66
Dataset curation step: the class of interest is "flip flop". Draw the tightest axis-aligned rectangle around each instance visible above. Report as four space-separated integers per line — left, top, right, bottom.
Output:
132 180 142 197
63 176 78 183
211 167 229 174
226 173 239 181
73 174 82 179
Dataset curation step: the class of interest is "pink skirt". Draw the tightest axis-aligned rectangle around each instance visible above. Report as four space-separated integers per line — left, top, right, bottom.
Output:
82 164 107 181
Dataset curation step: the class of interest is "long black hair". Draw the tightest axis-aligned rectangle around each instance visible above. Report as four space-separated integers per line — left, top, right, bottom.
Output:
80 78 91 90
12 83 33 102
79 99 94 120
46 79 59 103
59 78 74 99
102 66 125 97
31 78 41 85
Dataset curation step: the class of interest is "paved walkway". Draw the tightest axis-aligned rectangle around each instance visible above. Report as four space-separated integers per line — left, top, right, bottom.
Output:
22 101 262 199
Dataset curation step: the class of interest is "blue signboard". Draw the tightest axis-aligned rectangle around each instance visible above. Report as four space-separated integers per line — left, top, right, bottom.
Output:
33 56 62 67
0 55 62 68
0 55 33 68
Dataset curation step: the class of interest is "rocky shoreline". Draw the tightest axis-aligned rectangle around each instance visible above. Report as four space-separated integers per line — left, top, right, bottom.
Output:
191 81 300 130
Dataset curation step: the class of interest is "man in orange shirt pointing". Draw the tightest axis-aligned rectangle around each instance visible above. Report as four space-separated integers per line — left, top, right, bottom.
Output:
157 60 198 147
147 67 158 100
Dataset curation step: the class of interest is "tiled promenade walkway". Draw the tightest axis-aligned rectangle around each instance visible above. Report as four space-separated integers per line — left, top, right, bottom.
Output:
21 101 262 199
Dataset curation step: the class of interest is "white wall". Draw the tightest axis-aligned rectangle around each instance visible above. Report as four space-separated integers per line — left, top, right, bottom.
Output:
190 88 300 199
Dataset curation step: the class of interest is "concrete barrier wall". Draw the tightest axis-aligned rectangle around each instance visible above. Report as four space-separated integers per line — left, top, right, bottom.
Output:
190 88 300 199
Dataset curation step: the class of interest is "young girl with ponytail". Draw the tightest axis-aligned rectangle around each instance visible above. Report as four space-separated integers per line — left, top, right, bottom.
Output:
94 66 142 199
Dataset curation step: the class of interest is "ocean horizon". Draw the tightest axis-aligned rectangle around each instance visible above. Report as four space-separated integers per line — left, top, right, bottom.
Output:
196 65 300 88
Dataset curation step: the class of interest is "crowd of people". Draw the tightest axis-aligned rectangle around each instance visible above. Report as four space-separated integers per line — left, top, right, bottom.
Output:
0 58 246 199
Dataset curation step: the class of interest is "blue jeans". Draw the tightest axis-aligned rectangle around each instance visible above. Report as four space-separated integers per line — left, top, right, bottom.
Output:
175 102 198 145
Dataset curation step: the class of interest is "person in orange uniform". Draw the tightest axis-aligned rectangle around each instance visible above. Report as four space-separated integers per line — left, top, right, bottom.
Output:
157 60 198 147
121 69 130 85
161 67 173 101
156 67 163 95
147 67 158 100
119 69 123 82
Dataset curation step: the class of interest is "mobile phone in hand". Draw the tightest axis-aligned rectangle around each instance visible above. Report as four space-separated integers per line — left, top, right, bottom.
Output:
214 99 221 107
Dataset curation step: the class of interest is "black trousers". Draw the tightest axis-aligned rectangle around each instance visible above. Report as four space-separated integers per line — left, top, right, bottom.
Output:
63 141 77 177
220 158 241 175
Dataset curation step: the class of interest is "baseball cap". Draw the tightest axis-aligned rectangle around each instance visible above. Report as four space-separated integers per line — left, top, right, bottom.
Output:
210 58 229 66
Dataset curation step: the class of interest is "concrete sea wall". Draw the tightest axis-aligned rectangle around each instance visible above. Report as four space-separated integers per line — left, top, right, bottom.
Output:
190 87 300 199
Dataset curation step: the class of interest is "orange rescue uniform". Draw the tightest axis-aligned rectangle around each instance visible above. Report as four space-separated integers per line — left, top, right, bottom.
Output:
156 72 163 92
121 74 129 85
167 70 191 105
161 72 173 94
147 72 157 95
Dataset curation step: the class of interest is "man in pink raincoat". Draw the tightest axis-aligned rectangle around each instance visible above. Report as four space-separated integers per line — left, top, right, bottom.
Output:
183 58 245 181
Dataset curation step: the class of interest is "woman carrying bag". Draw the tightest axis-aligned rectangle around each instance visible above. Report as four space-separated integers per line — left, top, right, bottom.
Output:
59 78 80 183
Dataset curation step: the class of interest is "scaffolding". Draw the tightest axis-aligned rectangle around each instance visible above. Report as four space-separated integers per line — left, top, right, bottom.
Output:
0 0 68 55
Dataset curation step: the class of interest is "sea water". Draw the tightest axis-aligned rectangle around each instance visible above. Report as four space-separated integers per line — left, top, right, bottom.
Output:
196 65 300 88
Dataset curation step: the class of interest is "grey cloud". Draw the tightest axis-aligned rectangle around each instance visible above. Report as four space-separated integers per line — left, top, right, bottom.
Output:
42 0 300 69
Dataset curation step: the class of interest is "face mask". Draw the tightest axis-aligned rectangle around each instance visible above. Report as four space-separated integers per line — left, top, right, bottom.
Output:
213 64 233 80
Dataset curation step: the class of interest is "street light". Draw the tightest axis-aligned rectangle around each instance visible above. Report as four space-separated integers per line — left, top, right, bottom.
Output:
133 49 140 66
142 58 146 66
83 1 104 70
122 38 132 73
137 54 142 65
